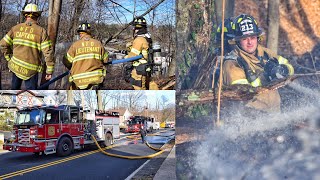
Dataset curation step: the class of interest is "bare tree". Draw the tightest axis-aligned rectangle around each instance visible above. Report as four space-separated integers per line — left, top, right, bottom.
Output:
124 91 146 111
267 0 279 53
0 0 2 21
53 90 66 104
67 0 87 41
67 90 74 105
83 91 96 110
176 0 215 90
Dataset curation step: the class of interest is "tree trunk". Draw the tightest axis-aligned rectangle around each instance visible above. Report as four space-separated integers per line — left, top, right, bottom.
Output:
214 0 235 24
176 0 215 90
97 90 103 111
0 0 2 21
48 0 62 52
68 0 87 41
267 0 279 53
40 0 62 88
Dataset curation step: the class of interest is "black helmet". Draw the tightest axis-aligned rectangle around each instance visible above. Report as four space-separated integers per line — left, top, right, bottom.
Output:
233 14 263 40
133 17 147 28
77 22 91 34
215 17 235 43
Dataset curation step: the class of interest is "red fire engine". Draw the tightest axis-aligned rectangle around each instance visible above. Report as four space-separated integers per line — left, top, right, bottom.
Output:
4 105 119 157
126 116 154 133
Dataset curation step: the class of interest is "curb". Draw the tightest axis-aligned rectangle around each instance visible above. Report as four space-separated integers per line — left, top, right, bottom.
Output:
131 139 175 179
153 145 176 180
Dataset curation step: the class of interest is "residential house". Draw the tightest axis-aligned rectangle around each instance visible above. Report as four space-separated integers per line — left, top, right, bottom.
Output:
0 90 45 120
108 108 132 130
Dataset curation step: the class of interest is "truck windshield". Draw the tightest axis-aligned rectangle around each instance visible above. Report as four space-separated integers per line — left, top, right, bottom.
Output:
128 119 142 125
16 109 45 125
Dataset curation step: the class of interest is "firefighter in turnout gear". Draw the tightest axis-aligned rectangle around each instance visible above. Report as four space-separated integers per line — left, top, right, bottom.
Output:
63 22 108 90
0 3 54 89
127 17 159 90
215 17 236 55
222 14 294 112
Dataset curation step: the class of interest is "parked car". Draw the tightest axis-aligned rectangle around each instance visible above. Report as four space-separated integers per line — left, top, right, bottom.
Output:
153 122 160 130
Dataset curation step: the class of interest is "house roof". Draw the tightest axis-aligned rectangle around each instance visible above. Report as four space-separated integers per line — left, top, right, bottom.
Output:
0 90 45 98
107 108 130 115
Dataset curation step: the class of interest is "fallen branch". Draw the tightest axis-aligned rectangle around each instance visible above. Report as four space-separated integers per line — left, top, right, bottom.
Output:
177 72 320 106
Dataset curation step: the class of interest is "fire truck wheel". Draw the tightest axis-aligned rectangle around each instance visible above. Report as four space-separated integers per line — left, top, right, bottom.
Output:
105 133 113 146
57 137 73 157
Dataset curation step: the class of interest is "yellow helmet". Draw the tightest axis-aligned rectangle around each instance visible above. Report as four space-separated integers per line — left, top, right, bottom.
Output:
22 4 42 16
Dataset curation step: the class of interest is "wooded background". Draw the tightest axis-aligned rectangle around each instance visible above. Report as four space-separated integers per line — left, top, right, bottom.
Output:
176 0 320 90
0 0 176 89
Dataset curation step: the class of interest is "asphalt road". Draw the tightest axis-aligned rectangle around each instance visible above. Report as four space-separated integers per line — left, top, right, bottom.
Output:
0 129 174 180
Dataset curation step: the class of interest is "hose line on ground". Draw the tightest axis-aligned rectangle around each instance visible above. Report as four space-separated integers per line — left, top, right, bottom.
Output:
91 135 165 159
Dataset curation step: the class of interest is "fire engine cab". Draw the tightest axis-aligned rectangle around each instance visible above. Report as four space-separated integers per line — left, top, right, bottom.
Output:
4 105 119 157
126 116 154 133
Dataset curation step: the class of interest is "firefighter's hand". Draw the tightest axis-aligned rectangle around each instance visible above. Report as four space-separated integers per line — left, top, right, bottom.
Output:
45 74 52 80
271 64 289 79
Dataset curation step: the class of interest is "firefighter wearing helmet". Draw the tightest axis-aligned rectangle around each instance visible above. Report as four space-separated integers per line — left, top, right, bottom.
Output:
63 22 108 90
215 17 236 55
0 3 54 89
222 14 294 113
126 17 159 90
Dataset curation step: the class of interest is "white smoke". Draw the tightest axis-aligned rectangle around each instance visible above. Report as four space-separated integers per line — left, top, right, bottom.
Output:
193 82 320 179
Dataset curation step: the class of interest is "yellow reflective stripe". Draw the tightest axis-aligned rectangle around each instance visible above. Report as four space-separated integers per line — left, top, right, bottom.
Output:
77 85 90 89
66 53 73 63
46 65 54 73
73 53 102 62
70 69 106 81
223 27 228 32
132 59 148 67
231 79 249 85
14 72 30 80
237 17 243 23
4 35 13 45
131 48 140 55
278 56 294 75
12 56 40 71
103 52 108 60
141 50 148 56
133 61 140 66
285 64 294 75
40 40 52 50
278 56 288 64
13 39 40 50
250 78 262 87
5 55 11 62
139 59 147 63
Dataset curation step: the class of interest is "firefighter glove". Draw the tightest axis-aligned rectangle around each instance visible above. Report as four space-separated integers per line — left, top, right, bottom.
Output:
270 64 289 79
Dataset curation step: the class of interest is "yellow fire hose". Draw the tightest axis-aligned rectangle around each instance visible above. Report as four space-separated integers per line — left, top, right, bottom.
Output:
91 135 166 159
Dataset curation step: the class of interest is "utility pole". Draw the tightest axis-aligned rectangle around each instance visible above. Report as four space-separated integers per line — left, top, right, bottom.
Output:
40 0 62 89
